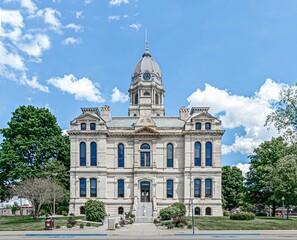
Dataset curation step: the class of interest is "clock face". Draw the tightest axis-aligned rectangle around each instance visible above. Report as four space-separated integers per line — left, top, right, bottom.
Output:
143 72 151 80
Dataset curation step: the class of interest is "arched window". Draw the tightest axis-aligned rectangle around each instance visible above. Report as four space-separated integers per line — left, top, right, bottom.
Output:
80 206 85 215
195 122 201 130
133 114 137 117
118 207 124 215
81 123 86 130
118 179 124 198
90 142 97 166
205 122 211 130
167 143 173 168
118 143 124 168
195 207 200 215
205 142 212 166
80 178 86 197
134 93 138 105
80 142 86 166
140 143 150 167
166 179 173 198
90 178 97 197
194 179 201 198
206 207 212 215
205 179 212 197
155 93 159 105
90 123 96 130
194 142 201 166
144 91 150 96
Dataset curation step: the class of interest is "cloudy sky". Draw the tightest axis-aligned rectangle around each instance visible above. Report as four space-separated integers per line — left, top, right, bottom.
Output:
1 0 297 174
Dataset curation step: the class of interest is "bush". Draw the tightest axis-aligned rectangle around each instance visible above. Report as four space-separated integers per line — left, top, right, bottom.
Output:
57 206 69 215
160 207 175 220
67 217 77 226
62 211 68 216
172 216 188 227
166 222 174 229
176 223 184 228
125 212 135 219
79 223 84 229
187 224 192 229
171 202 186 216
55 224 61 229
66 224 72 228
86 222 91 227
84 200 106 222
255 212 268 216
223 210 230 216
230 212 255 220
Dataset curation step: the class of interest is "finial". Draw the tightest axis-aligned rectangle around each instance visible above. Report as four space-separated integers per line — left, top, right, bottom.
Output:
142 28 151 57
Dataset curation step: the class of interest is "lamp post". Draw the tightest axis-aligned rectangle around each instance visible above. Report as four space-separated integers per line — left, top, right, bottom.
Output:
191 202 195 235
281 196 285 219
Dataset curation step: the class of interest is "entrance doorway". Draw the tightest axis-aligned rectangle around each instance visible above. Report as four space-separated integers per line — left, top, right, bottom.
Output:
140 181 150 202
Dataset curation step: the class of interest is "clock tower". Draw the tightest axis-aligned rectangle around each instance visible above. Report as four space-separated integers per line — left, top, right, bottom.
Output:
128 41 165 117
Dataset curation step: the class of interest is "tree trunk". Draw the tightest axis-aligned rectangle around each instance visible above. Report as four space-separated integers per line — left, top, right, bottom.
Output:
287 206 289 220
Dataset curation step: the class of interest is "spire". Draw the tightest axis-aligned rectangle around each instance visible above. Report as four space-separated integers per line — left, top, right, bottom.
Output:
142 28 151 57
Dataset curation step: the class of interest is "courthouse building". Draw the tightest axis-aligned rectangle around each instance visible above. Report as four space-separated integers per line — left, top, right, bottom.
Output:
68 43 224 221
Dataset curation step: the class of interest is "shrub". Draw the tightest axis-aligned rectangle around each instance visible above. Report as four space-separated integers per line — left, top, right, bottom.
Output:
160 207 173 220
187 224 192 229
57 206 69 215
62 211 68 216
172 216 188 226
223 210 230 216
67 217 77 226
125 212 135 219
86 222 91 227
230 212 255 220
55 224 61 229
79 223 84 229
66 224 72 228
255 212 268 216
84 200 106 222
176 223 184 228
166 222 174 229
171 202 186 216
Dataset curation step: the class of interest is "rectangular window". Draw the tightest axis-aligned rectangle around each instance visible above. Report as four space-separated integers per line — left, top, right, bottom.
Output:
90 179 97 197
205 179 212 197
167 180 173 198
195 122 201 130
80 179 86 197
118 179 124 198
194 179 201 197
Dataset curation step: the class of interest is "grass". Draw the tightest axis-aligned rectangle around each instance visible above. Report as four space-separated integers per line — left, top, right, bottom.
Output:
0 216 83 231
187 216 297 230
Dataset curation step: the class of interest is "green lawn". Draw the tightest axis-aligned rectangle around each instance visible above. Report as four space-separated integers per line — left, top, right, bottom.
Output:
0 216 83 231
188 216 297 230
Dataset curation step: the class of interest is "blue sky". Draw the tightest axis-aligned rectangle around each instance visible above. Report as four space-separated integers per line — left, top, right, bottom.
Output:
1 0 297 173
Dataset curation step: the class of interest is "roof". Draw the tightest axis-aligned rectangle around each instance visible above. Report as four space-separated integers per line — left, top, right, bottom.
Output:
106 117 185 129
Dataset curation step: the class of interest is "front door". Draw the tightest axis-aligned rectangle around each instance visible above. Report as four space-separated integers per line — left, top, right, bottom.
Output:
140 181 150 202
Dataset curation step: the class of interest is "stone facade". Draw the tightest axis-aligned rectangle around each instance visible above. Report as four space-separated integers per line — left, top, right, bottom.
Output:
68 43 224 219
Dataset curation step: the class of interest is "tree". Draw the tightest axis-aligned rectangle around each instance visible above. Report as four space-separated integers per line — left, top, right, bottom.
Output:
272 154 297 219
10 178 52 220
46 181 65 215
266 84 297 142
84 200 106 222
245 137 289 216
0 105 70 200
222 166 244 210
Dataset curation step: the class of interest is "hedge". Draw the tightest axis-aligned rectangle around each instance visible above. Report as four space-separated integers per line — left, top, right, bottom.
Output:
84 200 106 222
230 212 255 220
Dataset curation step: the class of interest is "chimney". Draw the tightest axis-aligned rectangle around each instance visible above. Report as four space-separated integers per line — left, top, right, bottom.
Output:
179 107 189 121
101 105 111 122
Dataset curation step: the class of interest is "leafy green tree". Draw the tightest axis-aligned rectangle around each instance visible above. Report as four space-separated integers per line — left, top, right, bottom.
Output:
0 105 70 200
245 137 288 216
272 154 297 219
222 166 244 210
266 84 297 142
84 200 106 222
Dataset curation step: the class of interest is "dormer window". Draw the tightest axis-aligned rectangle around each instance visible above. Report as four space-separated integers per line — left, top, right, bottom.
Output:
205 122 211 130
90 123 96 130
195 122 201 130
81 123 86 130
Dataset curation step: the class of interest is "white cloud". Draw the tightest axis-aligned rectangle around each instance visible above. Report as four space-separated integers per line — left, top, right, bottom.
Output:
18 33 50 57
84 0 92 4
42 8 62 33
23 75 49 92
61 37 81 45
0 9 24 41
62 129 69 136
76 11 84 19
187 78 285 155
65 23 83 32
20 0 37 14
234 163 251 176
108 15 120 21
129 23 141 31
0 41 24 71
109 0 129 6
111 87 129 103
47 74 105 103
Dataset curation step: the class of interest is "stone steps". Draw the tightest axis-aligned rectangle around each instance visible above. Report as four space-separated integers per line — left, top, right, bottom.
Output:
135 202 153 223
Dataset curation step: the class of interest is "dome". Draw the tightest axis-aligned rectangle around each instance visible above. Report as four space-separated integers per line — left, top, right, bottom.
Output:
132 42 162 78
